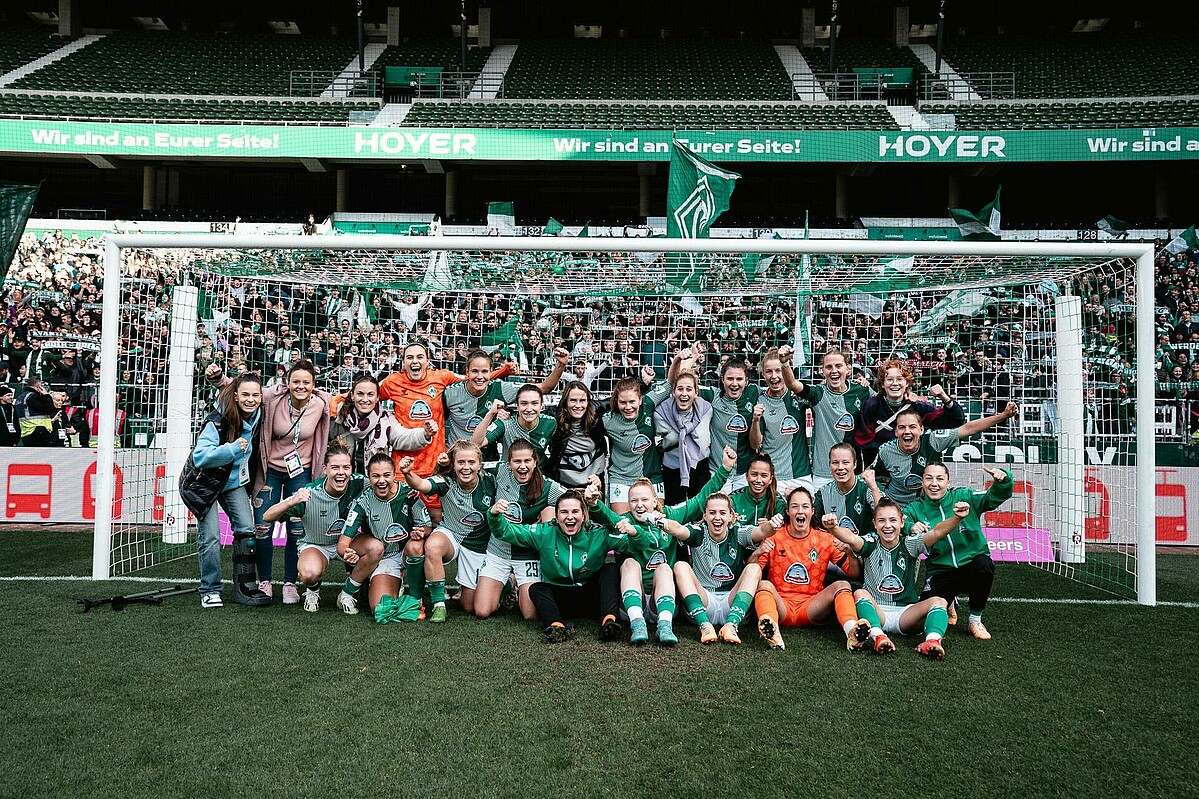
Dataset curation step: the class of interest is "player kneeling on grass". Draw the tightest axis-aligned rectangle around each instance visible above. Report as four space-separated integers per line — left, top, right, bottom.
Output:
906 463 1014 641
673 493 770 645
753 487 865 651
822 499 969 659
592 446 736 646
487 485 627 643
398 440 495 623
340 452 432 618
261 441 365 613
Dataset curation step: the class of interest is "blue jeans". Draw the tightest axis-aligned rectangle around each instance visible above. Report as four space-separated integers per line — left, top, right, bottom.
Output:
253 467 311 584
196 485 255 595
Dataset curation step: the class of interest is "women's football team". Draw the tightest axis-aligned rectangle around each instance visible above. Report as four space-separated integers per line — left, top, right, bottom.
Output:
184 341 1018 659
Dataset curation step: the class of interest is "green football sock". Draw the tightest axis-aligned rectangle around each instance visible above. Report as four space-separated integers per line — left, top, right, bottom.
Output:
656 594 676 623
404 556 426 600
855 596 884 635
682 593 710 626
925 606 949 639
622 588 644 620
727 591 753 627
342 577 361 595
429 580 446 606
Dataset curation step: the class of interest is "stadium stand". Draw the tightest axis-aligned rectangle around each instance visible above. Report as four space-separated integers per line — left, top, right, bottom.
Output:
800 39 929 77
375 39 491 74
501 39 793 100
11 30 357 95
400 99 898 129
0 93 380 123
919 98 1199 130
0 27 71 76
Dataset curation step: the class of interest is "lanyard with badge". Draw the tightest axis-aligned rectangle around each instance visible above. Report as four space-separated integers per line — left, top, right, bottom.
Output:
0 404 12 436
282 402 307 478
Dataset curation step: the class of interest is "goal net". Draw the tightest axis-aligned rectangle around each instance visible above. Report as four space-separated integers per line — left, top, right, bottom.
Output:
92 234 1157 605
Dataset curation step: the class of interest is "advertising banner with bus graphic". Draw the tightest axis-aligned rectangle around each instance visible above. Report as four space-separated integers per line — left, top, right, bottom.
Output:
1 449 1197 547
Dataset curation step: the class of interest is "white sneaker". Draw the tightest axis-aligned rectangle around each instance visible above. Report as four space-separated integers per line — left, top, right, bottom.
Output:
200 593 223 609
336 590 359 615
302 590 320 613
257 580 273 599
282 582 301 605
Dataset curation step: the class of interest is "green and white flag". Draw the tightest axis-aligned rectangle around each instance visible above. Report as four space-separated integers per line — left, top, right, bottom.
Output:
949 186 1001 241
544 217 565 236
1165 226 1198 255
576 222 590 237
906 290 991 337
666 140 740 287
0 181 40 285
1097 215 1129 239
487 201 516 232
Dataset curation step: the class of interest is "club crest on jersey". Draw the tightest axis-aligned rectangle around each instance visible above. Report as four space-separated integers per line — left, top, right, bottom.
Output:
409 400 433 421
710 562 735 582
631 433 653 453
835 413 855 432
466 415 483 432
726 415 748 433
463 511 485 527
878 574 905 595
383 523 409 543
325 519 346 539
784 563 810 585
427 386 437 397
904 474 924 490
779 415 800 435
853 501 863 515
503 502 523 523
809 549 819 562
646 550 668 569
839 516 858 533
916 456 927 467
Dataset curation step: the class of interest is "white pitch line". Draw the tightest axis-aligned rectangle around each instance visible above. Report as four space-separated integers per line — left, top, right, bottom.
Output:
0 577 1195 607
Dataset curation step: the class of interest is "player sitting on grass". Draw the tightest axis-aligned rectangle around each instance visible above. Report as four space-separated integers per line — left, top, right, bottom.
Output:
340 451 431 617
398 440 495 622
261 441 365 613
673 493 770 645
906 463 1014 641
487 485 627 643
822 498 968 659
592 446 736 646
753 486 867 651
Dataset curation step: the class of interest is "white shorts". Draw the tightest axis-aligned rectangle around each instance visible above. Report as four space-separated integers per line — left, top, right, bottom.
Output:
372 553 404 579
298 542 340 563
453 543 488 591
607 480 665 504
721 473 749 493
705 591 732 626
876 602 911 635
776 476 815 495
480 554 541 587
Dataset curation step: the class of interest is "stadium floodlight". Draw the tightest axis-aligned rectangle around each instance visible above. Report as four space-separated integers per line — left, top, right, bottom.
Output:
94 234 1156 605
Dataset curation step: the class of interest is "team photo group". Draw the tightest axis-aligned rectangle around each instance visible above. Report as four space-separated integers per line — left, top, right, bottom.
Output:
181 331 1021 659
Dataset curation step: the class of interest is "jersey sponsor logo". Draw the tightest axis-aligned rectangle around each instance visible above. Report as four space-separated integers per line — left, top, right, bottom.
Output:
710 562 735 582
646 550 668 569
503 502 523 523
631 433 653 453
783 562 810 585
325 519 346 539
409 400 433 421
878 574 905 595
726 415 748 433
462 510 485 527
466 414 483 432
903 474 924 490
834 413 855 432
383 523 410 543
779 415 800 435
839 516 858 533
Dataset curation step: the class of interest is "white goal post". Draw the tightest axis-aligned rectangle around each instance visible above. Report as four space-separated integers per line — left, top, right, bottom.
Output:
94 234 1158 605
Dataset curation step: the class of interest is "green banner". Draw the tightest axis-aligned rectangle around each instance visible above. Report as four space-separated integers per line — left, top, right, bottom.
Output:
3 120 1199 163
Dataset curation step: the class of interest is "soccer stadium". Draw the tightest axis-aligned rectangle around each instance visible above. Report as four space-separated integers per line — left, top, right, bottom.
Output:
0 1 1195 796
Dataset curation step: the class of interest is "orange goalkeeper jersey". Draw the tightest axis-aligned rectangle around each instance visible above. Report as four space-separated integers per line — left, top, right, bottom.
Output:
756 528 849 601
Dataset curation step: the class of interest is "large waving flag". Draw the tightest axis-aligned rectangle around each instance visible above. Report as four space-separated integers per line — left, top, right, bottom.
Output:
487 201 516 232
1097 215 1129 240
0 181 40 284
666 140 740 287
1165 226 1198 255
949 186 1001 241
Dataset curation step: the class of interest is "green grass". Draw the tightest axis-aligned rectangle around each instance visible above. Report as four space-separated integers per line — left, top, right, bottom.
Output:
2 530 1197 799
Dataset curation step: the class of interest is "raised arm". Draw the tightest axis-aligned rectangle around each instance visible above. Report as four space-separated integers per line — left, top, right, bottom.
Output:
262 486 310 524
859 468 883 506
975 465 1015 513
821 513 865 553
536 347 571 395
776 344 805 394
957 401 1019 439
665 446 735 522
470 399 508 447
748 403 765 451
487 500 540 549
922 500 970 548
396 455 434 494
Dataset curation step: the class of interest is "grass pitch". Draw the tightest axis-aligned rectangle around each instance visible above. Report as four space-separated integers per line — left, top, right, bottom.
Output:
2 530 1196 799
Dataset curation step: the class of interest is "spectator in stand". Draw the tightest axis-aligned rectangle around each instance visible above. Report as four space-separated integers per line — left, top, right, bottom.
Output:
0 385 18 446
19 379 68 447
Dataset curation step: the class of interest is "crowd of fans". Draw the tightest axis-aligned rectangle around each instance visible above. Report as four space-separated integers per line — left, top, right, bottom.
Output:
0 226 1185 447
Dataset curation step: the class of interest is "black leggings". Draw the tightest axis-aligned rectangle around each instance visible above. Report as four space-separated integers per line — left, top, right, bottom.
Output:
922 553 996 614
527 562 620 631
662 460 712 506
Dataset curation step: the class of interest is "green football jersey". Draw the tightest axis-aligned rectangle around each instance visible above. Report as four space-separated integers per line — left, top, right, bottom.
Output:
602 382 670 484
427 471 498 553
813 477 876 537
487 465 566 561
858 532 928 606
443 379 519 459
684 522 757 593
756 388 812 481
728 487 786 530
699 384 762 475
285 475 366 546
342 485 430 558
876 429 960 508
483 414 557 468
798 382 872 479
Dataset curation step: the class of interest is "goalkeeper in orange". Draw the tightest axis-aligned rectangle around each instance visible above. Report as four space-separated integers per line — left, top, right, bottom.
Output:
753 486 870 651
